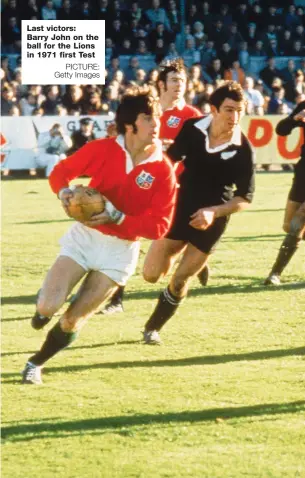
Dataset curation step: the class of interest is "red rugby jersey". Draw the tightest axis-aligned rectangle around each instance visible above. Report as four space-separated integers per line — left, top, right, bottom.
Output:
160 101 201 140
49 136 177 241
160 101 201 177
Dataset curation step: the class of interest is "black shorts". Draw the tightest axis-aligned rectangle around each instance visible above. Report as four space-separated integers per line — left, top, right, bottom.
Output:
288 159 305 203
166 214 230 254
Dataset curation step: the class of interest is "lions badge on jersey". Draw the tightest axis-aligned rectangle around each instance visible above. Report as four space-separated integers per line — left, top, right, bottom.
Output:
167 115 181 128
135 170 155 189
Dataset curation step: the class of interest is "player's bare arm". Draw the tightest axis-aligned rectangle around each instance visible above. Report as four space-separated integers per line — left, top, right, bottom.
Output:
189 197 251 230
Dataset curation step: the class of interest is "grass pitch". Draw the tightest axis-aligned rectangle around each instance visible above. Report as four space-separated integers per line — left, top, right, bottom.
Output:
1 173 305 478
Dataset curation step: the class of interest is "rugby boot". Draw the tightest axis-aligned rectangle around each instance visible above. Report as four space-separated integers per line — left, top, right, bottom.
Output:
21 362 42 384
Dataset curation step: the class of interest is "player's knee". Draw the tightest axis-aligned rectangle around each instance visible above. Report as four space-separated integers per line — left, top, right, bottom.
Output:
142 266 162 284
283 222 290 234
37 283 68 317
36 296 62 318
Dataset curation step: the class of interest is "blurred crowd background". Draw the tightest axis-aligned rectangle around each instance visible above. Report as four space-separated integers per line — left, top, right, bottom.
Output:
1 0 305 118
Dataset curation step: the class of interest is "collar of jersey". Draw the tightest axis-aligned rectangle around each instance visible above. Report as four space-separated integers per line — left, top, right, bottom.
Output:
163 98 186 112
116 135 163 174
194 114 242 152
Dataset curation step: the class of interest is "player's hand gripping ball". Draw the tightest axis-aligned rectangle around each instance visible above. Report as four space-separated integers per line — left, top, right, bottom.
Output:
66 185 105 222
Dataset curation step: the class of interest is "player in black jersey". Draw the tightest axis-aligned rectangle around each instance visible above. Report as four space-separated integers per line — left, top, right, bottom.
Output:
141 81 255 344
265 101 305 285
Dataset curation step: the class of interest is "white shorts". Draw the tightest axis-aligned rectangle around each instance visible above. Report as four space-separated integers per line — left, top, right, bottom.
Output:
59 222 140 286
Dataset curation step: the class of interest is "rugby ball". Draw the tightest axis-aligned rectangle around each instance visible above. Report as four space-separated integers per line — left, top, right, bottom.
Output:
66 185 105 222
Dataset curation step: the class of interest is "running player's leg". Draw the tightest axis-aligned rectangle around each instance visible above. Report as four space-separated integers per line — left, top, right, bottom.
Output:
23 271 118 384
143 243 208 343
32 256 86 330
143 237 186 283
23 225 140 383
265 200 305 284
143 216 229 344
283 199 302 233
265 163 305 284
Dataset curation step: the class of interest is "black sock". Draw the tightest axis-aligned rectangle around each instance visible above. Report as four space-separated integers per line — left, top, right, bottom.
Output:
28 321 78 366
270 234 301 276
145 286 183 332
110 286 125 305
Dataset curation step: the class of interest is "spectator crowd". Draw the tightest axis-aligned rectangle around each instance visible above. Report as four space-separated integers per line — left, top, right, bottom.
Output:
1 0 305 118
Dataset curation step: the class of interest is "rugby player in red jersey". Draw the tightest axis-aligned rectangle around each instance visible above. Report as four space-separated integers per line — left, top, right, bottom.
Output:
103 59 209 315
21 88 177 384
158 59 201 143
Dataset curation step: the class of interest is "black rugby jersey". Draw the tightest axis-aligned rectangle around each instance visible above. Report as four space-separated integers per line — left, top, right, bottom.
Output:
167 115 255 214
276 100 305 165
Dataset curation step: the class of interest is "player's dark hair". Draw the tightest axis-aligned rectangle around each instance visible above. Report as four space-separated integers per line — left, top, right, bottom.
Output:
209 81 245 110
115 87 161 134
157 58 187 94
